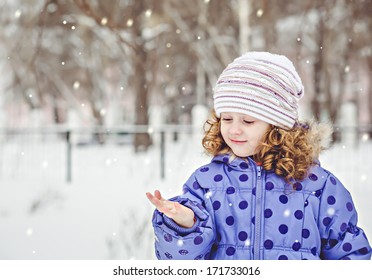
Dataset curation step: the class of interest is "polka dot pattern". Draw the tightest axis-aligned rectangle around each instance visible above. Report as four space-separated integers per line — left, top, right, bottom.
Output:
264 240 273 249
358 247 369 255
179 249 189 255
340 223 347 232
292 241 301 251
194 236 203 245
309 173 318 181
164 234 172 242
200 167 209 172
239 201 248 209
226 216 234 226
214 174 223 182
294 182 303 191
252 187 256 196
265 182 274 190
279 195 288 204
279 224 288 234
330 177 337 185
343 243 352 252
302 229 310 239
323 217 332 226
327 196 336 205
239 162 249 169
153 156 371 260
213 201 221 210
278 255 288 260
264 209 273 218
238 231 248 241
314 190 322 197
194 254 203 260
226 187 235 194
346 202 353 212
226 247 236 256
311 247 317 256
294 210 303 220
193 181 200 190
239 174 249 182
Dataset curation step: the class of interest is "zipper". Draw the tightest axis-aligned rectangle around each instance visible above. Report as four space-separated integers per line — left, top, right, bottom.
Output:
253 164 263 259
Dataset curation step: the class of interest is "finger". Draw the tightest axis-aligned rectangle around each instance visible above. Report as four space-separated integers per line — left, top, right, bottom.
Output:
155 190 168 203
154 190 162 200
145 192 154 201
146 192 162 208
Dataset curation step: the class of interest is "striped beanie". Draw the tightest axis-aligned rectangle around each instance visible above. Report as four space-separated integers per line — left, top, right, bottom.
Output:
213 52 304 129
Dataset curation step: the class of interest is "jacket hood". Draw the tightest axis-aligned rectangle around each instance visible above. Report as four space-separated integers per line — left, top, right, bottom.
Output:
306 120 334 160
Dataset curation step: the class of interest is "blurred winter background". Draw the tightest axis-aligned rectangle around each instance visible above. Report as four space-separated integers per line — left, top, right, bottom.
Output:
0 0 371 260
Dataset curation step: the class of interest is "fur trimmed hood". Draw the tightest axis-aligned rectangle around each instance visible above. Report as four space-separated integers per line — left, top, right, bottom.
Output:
305 120 334 160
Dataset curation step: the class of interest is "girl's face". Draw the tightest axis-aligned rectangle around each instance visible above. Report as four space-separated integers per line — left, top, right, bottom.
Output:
220 112 270 157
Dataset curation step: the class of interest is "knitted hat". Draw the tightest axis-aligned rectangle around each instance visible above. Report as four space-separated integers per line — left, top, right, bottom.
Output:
213 52 304 129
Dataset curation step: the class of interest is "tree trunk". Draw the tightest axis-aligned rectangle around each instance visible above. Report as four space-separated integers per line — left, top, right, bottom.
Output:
312 9 325 121
368 57 372 139
132 1 152 152
238 0 251 53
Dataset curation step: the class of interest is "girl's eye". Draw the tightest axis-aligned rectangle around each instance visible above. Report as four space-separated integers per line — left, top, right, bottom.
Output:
222 118 232 121
243 120 254 124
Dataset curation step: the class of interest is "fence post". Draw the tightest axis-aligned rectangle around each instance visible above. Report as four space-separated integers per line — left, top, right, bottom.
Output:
66 130 72 183
160 130 165 179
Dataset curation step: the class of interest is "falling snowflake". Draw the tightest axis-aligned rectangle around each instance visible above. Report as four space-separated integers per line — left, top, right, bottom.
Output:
283 209 291 217
127 19 133 27
14 10 22 18
73 81 80 90
26 228 33 236
101 17 108 25
145 10 152 17
327 208 335 216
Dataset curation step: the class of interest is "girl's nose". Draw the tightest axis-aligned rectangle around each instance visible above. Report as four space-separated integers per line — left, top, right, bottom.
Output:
229 122 242 135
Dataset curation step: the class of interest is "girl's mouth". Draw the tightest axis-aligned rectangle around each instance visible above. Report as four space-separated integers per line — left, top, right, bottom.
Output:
230 139 247 144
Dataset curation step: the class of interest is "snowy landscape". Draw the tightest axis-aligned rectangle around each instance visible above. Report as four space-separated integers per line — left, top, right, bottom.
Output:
0 0 371 262
0 130 371 260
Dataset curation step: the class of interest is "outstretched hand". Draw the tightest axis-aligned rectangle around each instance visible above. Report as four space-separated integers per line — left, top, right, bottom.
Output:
146 190 195 228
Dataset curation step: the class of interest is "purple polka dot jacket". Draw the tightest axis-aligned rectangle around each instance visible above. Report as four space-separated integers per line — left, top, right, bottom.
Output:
151 154 371 260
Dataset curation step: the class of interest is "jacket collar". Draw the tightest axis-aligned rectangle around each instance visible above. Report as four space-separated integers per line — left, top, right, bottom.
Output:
212 153 258 172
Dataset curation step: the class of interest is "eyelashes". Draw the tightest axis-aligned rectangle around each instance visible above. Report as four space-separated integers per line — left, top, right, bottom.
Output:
222 118 254 125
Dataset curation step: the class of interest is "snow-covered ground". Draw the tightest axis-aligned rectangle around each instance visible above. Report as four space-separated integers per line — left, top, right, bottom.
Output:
0 132 371 260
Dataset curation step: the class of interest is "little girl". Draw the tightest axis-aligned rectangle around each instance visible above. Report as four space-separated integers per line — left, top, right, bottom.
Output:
146 52 371 260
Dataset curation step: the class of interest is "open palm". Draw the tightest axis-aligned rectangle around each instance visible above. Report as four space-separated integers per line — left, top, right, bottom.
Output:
146 190 195 228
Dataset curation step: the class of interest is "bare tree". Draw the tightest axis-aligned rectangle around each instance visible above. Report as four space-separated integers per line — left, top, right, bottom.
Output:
1 0 371 146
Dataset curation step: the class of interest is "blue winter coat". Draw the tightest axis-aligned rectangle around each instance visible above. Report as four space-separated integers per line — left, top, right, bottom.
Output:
151 154 372 260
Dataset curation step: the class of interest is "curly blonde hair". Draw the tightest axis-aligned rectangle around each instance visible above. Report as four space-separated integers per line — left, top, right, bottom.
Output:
202 111 315 183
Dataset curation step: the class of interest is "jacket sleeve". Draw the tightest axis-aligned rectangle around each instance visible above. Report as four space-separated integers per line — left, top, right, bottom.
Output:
151 172 216 260
319 173 372 260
